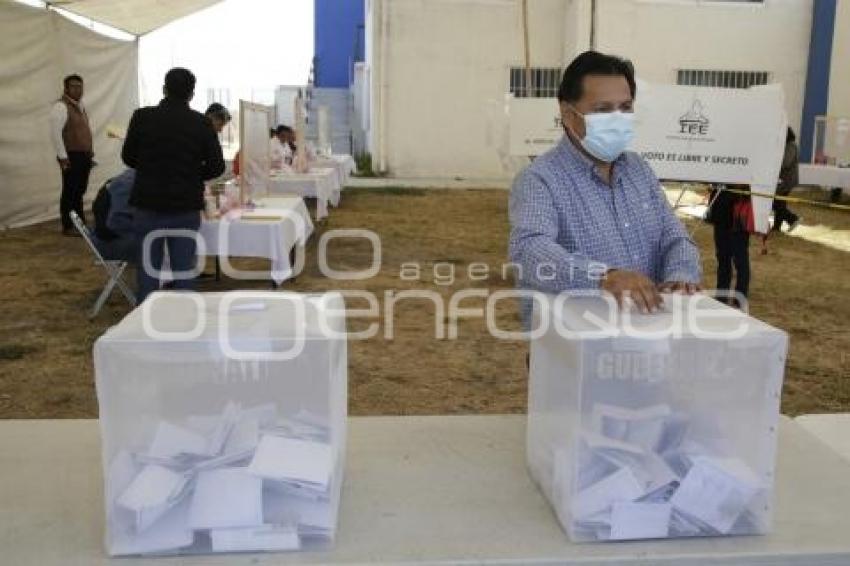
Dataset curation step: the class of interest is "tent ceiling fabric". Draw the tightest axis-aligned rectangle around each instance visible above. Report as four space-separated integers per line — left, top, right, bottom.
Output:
48 0 223 35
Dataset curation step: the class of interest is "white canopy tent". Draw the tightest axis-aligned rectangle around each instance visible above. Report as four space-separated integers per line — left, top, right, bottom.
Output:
0 0 224 228
43 0 222 36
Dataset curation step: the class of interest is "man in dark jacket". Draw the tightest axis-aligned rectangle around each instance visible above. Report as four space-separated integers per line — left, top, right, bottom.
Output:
122 67 224 301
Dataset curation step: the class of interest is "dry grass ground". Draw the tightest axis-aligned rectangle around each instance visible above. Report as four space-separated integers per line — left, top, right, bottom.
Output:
0 186 847 419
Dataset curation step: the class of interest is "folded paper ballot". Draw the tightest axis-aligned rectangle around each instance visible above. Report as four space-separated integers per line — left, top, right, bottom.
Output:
670 456 763 534
110 499 194 555
117 465 190 532
107 401 338 555
249 435 334 489
609 502 672 540
147 422 209 459
189 468 264 530
266 410 332 443
108 450 141 505
205 401 242 456
571 467 644 520
264 488 335 532
210 525 301 553
569 402 767 540
580 432 678 493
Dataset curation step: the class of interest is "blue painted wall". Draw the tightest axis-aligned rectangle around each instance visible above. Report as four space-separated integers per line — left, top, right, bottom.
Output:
800 0 837 162
314 0 365 88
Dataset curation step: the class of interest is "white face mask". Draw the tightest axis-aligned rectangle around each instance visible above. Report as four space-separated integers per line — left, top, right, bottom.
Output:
571 108 635 162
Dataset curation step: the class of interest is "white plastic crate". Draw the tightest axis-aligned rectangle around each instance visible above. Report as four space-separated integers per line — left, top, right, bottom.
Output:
527 293 788 542
94 291 347 556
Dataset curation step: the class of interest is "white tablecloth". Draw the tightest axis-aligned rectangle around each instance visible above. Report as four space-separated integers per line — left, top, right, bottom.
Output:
198 196 313 284
268 167 341 220
799 164 850 189
313 154 357 187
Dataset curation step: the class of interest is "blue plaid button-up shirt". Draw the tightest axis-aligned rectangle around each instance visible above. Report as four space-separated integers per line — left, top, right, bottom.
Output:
509 137 701 324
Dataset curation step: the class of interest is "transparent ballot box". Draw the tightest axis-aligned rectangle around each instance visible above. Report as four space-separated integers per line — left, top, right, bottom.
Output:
526 293 788 542
94 291 347 556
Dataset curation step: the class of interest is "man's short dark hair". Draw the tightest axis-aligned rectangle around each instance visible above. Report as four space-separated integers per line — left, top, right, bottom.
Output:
275 125 293 135
164 68 196 101
557 51 636 103
63 74 83 88
205 102 231 123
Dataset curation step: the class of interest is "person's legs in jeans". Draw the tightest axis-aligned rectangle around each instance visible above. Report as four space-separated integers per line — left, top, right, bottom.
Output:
713 226 733 302
135 210 166 302
731 232 751 305
164 211 201 291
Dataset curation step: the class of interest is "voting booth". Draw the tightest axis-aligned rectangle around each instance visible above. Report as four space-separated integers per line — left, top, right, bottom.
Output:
508 83 787 233
527 294 788 542
239 101 273 205
94 291 347 556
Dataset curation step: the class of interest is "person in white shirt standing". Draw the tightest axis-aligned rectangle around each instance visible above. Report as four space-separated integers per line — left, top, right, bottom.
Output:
50 74 94 236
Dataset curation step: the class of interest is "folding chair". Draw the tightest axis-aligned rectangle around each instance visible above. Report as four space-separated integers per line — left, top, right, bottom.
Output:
69 211 137 319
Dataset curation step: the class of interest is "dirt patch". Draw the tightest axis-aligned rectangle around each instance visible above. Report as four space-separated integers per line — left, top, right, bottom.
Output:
0 186 847 418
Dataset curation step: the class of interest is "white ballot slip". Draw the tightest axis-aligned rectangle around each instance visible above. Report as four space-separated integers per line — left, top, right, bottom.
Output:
223 417 260 455
189 467 264 530
264 490 335 532
210 525 301 552
671 456 762 534
609 502 672 540
582 432 678 492
592 403 672 453
117 465 189 531
108 450 141 504
147 422 208 459
204 401 242 456
249 435 334 489
571 467 644 520
265 477 332 501
111 499 194 555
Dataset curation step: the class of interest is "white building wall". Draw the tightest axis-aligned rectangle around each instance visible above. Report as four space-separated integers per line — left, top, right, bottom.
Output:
828 0 850 117
594 0 811 137
369 0 813 180
369 0 568 179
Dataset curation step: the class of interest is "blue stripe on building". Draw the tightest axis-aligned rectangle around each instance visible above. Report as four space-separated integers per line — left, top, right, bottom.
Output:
314 0 365 88
800 0 837 161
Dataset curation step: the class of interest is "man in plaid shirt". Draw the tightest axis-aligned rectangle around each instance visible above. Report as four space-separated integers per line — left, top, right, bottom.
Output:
510 51 701 326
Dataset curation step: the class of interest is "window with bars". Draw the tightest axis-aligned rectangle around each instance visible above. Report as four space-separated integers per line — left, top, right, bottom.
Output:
677 69 769 89
509 67 562 98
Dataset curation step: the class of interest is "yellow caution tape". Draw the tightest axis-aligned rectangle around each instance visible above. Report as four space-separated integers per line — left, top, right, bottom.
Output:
688 185 850 211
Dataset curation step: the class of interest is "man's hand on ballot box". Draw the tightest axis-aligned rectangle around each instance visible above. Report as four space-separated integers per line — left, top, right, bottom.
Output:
602 270 702 313
601 269 663 314
658 281 702 295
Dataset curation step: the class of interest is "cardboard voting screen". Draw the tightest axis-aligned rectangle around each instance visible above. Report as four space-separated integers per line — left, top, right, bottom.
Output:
239 101 272 204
